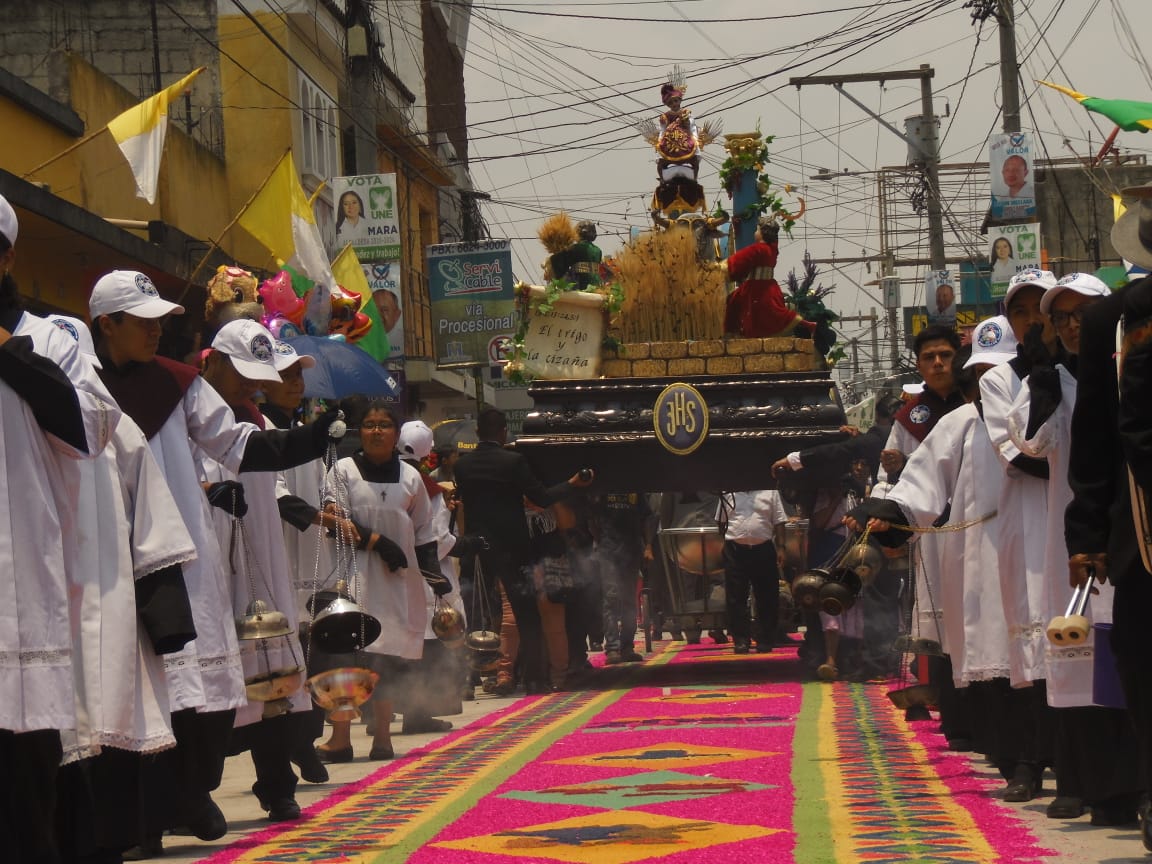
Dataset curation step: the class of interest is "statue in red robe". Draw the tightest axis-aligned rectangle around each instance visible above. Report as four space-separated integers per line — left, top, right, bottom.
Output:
720 220 814 339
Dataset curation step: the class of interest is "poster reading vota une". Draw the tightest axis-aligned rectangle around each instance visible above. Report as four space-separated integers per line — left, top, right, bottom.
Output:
989 132 1036 221
427 240 516 368
331 174 400 262
988 222 1042 298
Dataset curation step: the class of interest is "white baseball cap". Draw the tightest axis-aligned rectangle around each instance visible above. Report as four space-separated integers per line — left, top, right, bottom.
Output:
0 194 17 248
46 314 101 369
210 319 282 383
270 339 315 372
89 270 184 319
901 381 924 396
1003 268 1057 308
1039 271 1111 314
398 420 434 461
964 315 1019 368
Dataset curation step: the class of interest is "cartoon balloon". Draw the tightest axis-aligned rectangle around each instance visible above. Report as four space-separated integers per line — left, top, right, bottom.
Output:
258 271 307 326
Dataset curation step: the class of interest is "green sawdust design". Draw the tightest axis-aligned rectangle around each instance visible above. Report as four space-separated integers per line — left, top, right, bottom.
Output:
793 682 836 864
379 645 682 861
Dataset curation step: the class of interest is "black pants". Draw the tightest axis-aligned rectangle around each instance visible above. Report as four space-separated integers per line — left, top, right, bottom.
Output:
1113 574 1152 797
722 539 780 645
0 728 62 864
1054 705 1140 804
141 708 235 833
229 712 300 804
599 537 639 654
482 548 547 689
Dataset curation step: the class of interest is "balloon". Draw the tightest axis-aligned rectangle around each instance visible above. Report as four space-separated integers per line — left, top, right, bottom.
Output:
263 314 303 341
258 271 307 326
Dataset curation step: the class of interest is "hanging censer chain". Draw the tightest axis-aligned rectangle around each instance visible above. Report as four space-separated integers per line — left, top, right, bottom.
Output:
308 411 353 660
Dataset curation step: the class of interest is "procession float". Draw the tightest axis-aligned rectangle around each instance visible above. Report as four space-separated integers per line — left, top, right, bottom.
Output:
503 70 850 644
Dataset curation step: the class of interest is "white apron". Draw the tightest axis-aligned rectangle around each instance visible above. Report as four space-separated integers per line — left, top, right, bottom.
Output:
332 457 436 660
146 378 251 712
981 363 1051 686
1007 366 1114 706
888 405 1008 683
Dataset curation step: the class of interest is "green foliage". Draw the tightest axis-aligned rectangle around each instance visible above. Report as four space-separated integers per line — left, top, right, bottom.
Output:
783 252 841 360
717 133 795 234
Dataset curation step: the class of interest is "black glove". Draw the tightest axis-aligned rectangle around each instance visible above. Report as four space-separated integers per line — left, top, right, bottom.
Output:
449 534 489 557
206 480 247 518
423 571 453 596
372 533 409 572
1025 364 1062 439
1013 323 1051 378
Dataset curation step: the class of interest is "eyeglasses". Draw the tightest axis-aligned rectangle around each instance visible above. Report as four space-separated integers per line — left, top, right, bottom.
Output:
361 422 395 432
1050 309 1084 328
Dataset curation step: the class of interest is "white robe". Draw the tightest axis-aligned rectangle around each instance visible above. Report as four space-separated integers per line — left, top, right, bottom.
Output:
887 405 1009 686
146 378 252 712
199 442 310 728
1007 366 1112 707
331 457 436 660
981 363 1050 686
62 418 197 761
265 412 335 621
424 479 466 636
2 316 118 733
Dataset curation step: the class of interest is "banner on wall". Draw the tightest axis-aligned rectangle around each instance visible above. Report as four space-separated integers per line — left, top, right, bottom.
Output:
427 240 517 368
987 222 1042 298
989 132 1036 221
330 173 401 262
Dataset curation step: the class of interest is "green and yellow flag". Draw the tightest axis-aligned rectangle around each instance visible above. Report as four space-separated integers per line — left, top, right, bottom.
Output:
1038 80 1152 132
331 244 390 363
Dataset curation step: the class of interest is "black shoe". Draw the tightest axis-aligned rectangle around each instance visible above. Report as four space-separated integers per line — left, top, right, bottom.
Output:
619 649 644 662
904 705 932 721
292 745 329 784
604 651 624 665
368 744 395 760
1046 796 1084 819
525 681 560 695
315 745 354 763
733 639 750 655
1140 800 1152 851
400 717 453 735
589 641 604 652
1090 805 1136 826
946 737 975 753
267 798 302 822
709 630 729 644
183 793 227 841
122 836 164 860
1003 765 1041 803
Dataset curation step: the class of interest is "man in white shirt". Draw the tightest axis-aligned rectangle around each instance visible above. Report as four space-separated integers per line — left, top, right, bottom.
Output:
719 490 787 654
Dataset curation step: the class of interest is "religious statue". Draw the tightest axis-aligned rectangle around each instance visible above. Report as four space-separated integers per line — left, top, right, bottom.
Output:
638 67 721 222
539 214 603 290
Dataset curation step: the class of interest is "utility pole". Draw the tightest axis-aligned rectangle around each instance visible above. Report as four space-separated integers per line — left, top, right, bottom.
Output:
998 0 1021 134
792 67 944 372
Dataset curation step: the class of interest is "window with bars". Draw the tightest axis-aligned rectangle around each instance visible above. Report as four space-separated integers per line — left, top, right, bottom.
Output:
297 73 340 184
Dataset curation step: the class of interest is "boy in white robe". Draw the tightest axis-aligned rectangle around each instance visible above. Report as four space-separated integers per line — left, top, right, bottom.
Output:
0 195 116 864
1007 273 1140 824
979 269 1061 803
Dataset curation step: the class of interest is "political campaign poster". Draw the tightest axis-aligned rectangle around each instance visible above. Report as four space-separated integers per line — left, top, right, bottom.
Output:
925 270 957 328
331 173 401 262
987 222 1042 298
989 132 1036 221
427 239 516 368
362 260 404 361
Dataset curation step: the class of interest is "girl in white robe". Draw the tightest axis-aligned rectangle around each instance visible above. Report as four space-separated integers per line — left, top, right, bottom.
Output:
318 403 437 761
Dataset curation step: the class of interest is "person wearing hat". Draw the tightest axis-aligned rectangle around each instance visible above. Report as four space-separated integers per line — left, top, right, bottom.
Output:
90 272 342 852
0 196 126 862
1004 273 1140 825
197 321 327 824
846 316 1015 773
977 269 1062 803
1067 183 1152 849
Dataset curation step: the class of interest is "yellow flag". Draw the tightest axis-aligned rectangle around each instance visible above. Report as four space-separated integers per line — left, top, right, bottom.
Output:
1115 194 1127 224
107 68 204 204
332 244 390 362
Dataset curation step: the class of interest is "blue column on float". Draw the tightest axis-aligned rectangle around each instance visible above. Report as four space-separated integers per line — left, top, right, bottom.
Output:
730 166 758 253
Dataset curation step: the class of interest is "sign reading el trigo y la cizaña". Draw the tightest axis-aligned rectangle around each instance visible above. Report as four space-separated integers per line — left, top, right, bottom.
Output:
427 240 516 367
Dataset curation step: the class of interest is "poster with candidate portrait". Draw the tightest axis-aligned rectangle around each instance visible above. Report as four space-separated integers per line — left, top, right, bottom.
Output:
427 240 516 368
331 174 401 262
987 222 1042 298
989 132 1036 221
925 270 957 328
362 260 404 361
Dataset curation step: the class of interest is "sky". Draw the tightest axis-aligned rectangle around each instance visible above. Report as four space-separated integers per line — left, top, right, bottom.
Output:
462 0 1152 375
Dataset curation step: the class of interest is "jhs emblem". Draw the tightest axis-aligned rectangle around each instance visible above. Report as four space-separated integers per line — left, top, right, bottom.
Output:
653 382 709 455
909 404 932 425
